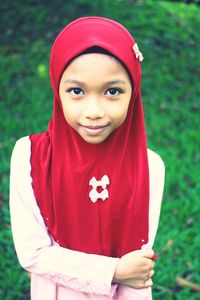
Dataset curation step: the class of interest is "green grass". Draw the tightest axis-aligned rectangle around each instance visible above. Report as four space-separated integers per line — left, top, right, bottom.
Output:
1 0 200 299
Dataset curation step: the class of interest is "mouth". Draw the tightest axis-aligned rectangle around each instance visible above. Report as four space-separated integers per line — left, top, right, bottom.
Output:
80 124 110 135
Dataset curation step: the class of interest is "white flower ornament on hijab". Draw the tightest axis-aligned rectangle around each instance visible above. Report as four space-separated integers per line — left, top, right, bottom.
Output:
133 43 144 62
89 175 110 203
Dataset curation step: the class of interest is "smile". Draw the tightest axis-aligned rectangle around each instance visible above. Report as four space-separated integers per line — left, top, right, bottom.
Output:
80 124 110 135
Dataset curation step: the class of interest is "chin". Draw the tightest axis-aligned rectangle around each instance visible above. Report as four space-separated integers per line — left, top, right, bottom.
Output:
82 135 108 144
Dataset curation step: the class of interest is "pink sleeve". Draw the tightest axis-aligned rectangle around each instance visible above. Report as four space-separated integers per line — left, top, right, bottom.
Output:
10 137 119 297
116 285 152 300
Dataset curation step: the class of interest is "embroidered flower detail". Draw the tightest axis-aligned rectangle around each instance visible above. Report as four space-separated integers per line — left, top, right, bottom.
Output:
89 175 110 203
133 43 144 62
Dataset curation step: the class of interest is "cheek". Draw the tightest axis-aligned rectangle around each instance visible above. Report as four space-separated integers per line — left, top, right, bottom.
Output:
62 103 76 124
63 111 71 124
110 101 130 124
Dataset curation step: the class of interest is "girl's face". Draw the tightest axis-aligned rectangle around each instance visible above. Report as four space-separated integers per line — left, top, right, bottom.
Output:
59 53 132 144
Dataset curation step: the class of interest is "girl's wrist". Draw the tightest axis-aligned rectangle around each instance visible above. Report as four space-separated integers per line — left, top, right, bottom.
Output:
113 259 125 283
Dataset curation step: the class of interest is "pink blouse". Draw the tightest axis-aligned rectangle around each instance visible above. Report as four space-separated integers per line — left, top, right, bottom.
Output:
10 137 165 299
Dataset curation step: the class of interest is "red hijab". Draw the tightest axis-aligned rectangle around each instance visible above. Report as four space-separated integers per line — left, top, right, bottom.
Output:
30 16 149 258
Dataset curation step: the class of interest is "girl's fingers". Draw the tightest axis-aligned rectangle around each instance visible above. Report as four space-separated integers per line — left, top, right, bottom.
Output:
150 269 155 278
144 269 154 282
143 269 154 282
144 278 153 287
142 249 159 261
142 249 154 258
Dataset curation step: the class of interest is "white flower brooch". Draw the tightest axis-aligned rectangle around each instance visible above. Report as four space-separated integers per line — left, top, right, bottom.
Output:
89 175 110 203
133 43 144 62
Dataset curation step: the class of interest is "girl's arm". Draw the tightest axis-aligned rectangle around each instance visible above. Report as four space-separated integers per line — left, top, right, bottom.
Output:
10 137 118 296
114 149 165 297
147 149 165 247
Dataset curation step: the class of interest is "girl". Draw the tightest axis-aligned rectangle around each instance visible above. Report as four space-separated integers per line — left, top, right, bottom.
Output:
10 17 165 299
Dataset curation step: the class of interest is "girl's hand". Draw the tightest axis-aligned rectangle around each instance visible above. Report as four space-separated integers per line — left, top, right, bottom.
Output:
113 249 155 289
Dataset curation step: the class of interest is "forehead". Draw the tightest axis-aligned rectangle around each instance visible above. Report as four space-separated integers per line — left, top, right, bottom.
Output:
61 53 131 81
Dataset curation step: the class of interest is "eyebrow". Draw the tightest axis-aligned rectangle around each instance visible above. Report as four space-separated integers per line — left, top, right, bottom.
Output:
63 79 127 85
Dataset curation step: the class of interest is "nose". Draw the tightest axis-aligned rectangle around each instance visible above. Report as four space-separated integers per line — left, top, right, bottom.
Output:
83 98 105 119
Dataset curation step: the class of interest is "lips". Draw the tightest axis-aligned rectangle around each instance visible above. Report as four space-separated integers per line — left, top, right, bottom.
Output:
80 124 109 135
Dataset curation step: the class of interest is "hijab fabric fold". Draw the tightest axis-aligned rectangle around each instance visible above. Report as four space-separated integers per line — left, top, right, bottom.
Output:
30 16 149 258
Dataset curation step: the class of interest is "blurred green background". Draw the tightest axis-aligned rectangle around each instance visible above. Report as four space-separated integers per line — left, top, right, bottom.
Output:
0 0 200 299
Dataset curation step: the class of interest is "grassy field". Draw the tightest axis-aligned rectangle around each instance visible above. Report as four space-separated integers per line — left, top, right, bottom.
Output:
0 0 200 299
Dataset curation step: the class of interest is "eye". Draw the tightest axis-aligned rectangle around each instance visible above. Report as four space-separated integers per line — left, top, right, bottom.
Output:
105 88 121 97
68 88 84 96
